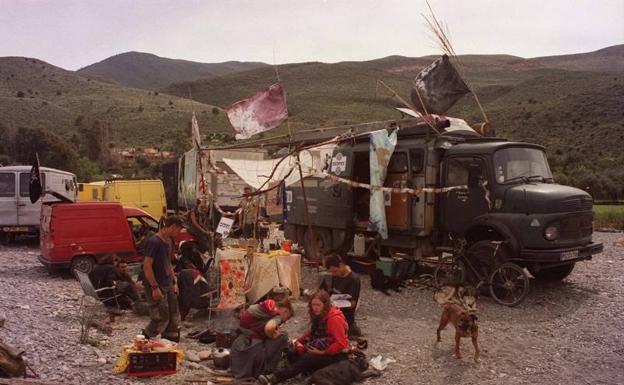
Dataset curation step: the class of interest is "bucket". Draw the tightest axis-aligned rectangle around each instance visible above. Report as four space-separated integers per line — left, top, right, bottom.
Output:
353 234 365 256
281 240 292 253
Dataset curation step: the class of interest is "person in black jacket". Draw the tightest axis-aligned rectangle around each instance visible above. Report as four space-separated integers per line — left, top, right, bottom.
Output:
319 254 362 338
89 255 139 310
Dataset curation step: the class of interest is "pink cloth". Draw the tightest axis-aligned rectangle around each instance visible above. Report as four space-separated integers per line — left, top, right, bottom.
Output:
225 84 288 140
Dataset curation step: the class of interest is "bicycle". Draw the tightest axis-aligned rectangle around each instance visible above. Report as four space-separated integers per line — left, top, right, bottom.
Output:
434 240 530 307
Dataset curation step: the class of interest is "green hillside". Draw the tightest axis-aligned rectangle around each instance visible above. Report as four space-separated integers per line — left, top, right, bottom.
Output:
78 51 268 90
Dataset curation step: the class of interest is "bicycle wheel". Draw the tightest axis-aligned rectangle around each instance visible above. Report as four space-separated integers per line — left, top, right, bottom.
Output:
488 262 529 307
434 255 466 287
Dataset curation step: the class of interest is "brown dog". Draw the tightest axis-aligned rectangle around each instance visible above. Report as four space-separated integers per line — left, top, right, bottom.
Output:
436 303 480 362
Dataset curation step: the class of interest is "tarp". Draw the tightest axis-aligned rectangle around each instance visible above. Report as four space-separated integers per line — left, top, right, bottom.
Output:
223 143 336 190
246 252 301 304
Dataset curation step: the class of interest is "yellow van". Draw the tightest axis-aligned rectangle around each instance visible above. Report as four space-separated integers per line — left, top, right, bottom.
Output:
102 179 167 220
77 182 105 201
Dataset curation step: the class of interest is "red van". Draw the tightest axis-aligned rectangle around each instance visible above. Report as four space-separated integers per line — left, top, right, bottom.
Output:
39 202 162 273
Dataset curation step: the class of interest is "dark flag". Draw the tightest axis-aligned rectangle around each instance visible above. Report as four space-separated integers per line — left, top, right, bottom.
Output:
29 154 43 203
410 55 470 115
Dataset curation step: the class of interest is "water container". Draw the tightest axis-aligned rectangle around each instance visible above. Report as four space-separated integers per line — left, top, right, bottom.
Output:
353 234 366 256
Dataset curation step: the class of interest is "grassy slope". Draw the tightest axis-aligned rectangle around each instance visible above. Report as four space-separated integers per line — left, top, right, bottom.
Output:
0 57 225 148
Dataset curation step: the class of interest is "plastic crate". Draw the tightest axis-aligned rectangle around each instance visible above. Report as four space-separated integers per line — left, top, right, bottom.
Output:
128 351 177 377
376 258 396 278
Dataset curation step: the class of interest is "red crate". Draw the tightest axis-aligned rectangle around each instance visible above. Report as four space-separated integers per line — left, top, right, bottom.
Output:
127 351 177 377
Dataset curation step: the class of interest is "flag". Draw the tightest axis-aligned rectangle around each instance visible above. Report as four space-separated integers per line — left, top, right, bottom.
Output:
410 55 470 115
225 83 288 140
29 154 43 203
191 112 201 149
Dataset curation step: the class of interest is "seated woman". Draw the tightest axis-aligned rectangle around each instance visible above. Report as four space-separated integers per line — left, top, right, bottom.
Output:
231 299 294 379
258 290 349 385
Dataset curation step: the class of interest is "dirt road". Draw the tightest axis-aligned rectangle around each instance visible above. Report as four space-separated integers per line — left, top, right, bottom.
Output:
0 232 622 385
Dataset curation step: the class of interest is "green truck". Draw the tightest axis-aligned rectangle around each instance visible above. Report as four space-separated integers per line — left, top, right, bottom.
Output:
283 116 603 305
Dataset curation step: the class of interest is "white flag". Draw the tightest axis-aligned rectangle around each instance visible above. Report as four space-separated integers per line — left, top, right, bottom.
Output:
191 112 201 149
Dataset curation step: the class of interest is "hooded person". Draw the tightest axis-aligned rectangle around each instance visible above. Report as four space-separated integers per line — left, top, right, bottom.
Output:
258 290 349 385
230 298 294 379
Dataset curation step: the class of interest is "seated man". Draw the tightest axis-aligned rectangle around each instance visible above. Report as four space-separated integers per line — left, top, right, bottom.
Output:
89 255 139 311
319 254 362 338
230 299 293 379
176 257 218 321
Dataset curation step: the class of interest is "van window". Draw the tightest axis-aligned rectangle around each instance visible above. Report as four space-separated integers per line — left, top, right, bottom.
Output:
19 172 46 197
0 173 15 197
410 149 424 174
387 152 408 173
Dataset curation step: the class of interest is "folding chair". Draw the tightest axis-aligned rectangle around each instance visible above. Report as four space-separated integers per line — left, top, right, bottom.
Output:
75 270 122 321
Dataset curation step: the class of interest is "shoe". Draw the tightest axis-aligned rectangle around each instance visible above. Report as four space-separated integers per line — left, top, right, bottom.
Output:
257 374 277 385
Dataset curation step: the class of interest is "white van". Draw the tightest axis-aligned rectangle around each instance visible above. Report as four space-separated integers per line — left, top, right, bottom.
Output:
0 165 77 243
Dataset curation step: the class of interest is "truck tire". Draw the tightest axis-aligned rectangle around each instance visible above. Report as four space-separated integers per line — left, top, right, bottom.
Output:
530 263 575 281
304 227 332 261
71 256 95 275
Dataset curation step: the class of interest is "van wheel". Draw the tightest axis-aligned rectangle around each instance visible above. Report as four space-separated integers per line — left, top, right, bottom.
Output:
71 256 95 275
529 263 575 281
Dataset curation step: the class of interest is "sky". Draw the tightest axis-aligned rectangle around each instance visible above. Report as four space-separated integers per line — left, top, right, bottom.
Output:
1 0 622 71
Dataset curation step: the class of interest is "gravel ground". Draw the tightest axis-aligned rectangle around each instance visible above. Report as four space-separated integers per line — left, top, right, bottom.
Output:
1 232 623 385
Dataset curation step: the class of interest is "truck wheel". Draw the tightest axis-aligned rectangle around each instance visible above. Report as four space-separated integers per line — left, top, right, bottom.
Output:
304 227 332 261
489 262 529 307
71 256 95 275
0 233 15 245
530 263 575 281
434 255 466 288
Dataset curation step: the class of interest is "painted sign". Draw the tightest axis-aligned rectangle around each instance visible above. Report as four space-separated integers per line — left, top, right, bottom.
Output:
330 153 347 175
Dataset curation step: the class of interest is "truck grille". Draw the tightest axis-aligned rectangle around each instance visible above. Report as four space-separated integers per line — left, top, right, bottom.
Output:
559 197 593 212
559 213 593 240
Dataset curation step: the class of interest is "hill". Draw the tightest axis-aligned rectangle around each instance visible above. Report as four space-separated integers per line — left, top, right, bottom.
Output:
77 51 268 90
0 56 230 178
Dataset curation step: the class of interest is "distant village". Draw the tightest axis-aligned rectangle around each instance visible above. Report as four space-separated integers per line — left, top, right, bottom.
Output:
113 147 176 161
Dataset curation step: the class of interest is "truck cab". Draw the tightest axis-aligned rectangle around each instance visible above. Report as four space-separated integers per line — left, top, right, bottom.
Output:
439 141 602 280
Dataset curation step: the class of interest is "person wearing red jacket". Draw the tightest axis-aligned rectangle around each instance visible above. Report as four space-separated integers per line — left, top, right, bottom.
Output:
258 290 349 385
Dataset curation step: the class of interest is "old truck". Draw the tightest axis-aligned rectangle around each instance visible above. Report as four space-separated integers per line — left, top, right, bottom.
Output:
283 116 603 304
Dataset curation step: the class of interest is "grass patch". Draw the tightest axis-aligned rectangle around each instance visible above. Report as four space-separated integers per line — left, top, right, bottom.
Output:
594 205 624 230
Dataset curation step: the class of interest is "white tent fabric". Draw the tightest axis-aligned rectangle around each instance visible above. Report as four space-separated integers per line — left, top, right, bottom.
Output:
223 143 336 189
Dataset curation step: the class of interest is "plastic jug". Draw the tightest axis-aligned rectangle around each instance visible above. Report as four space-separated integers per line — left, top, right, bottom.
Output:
354 234 365 256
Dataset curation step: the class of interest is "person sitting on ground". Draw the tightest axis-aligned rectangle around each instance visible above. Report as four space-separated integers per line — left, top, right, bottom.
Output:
258 290 349 385
89 255 139 311
319 253 362 338
230 298 294 379
176 255 217 321
187 198 213 254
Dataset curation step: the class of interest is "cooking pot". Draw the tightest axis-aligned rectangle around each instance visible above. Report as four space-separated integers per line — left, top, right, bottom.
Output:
216 330 235 349
211 348 230 370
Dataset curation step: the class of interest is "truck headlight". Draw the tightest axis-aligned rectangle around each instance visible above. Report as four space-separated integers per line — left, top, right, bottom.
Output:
544 226 559 240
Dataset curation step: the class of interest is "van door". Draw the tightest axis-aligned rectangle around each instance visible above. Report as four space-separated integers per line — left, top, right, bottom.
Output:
0 172 17 226
385 151 410 229
17 172 43 226
139 181 166 219
440 156 489 233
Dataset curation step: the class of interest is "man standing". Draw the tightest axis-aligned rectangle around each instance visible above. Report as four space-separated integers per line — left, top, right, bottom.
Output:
142 215 184 341
319 254 362 338
239 186 261 239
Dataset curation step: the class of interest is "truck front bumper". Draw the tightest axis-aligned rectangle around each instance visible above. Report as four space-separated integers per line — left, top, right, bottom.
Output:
520 242 604 263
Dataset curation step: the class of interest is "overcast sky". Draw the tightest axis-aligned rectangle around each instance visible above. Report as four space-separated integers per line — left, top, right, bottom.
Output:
1 0 622 70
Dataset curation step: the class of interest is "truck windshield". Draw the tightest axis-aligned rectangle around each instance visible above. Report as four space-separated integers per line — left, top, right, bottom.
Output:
493 147 553 184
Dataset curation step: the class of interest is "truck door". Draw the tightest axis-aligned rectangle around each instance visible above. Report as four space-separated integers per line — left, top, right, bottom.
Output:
385 151 410 229
17 172 43 226
0 172 17 226
441 156 489 233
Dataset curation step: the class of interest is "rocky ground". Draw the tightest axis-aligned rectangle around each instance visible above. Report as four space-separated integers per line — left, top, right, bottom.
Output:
1 232 623 385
